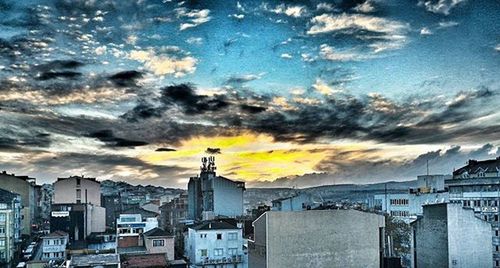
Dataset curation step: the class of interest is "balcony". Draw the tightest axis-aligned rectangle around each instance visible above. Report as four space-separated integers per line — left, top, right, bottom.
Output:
197 255 243 266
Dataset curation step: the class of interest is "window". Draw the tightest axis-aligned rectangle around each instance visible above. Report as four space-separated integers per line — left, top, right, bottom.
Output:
214 248 223 256
200 249 207 257
200 233 207 238
228 232 238 240
216 233 222 240
0 214 5 222
76 178 81 186
228 248 238 255
0 227 4 234
496 246 499 252
0 204 7 209
0 240 5 246
76 189 81 199
153 239 165 247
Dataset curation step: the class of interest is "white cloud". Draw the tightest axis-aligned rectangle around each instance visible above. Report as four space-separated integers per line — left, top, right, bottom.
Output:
229 14 245 20
186 37 203 45
128 49 197 77
280 53 293 59
319 44 365 61
263 3 308 18
94 45 107 55
307 13 408 36
353 1 375 13
420 27 433 35
176 8 211 31
438 21 459 28
316 3 335 12
312 78 343 95
419 0 466 15
495 44 500 52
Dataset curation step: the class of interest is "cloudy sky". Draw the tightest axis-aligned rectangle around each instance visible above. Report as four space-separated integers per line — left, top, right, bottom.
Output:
0 0 499 188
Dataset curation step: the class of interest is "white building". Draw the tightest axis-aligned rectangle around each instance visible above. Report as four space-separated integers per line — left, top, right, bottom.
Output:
446 157 500 267
41 231 68 261
373 175 449 222
0 189 22 266
185 220 246 268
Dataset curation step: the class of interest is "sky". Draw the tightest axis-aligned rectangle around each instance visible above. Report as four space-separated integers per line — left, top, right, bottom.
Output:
0 0 499 188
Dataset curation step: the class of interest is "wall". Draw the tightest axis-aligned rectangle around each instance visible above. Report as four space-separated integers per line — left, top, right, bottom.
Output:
90 205 106 233
145 236 175 259
413 203 449 268
53 177 101 205
212 177 244 218
187 228 244 266
263 210 384 268
447 204 492 268
0 173 34 235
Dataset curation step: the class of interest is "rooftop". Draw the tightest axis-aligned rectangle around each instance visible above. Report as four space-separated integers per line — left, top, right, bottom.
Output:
192 220 239 231
121 253 168 268
70 254 119 267
57 175 98 183
43 230 68 238
453 157 500 176
143 227 172 237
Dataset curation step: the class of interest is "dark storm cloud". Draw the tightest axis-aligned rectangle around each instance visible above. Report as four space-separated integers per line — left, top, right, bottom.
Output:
0 131 52 152
205 147 221 154
35 60 85 71
239 104 267 114
109 70 143 87
87 129 148 148
120 103 163 122
160 84 230 115
155 147 176 152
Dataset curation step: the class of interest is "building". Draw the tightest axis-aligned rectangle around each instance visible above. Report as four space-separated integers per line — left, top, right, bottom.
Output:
121 253 169 268
411 203 492 268
0 171 37 235
41 231 68 261
160 193 188 234
86 232 117 251
69 254 120 268
102 195 121 229
0 188 22 266
271 192 317 212
249 210 385 268
50 176 106 243
116 214 158 254
446 157 500 267
185 220 246 268
188 157 245 221
143 228 175 259
373 175 450 222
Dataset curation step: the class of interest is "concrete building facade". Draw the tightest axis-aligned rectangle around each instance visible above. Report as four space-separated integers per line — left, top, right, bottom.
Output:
411 203 492 268
41 231 68 261
0 171 37 235
0 189 22 266
188 157 245 221
143 227 175 259
51 176 105 242
249 210 385 268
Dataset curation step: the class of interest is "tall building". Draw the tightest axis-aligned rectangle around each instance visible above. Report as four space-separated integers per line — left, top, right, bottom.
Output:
446 157 500 267
0 171 37 235
0 188 22 266
188 157 245 221
184 220 246 268
51 176 105 243
249 210 385 268
411 203 492 268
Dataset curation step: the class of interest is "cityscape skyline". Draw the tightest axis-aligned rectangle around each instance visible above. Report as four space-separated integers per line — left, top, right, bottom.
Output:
0 0 499 188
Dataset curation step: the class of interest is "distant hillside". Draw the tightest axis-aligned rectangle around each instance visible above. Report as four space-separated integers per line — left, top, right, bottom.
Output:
100 179 185 198
244 180 417 207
